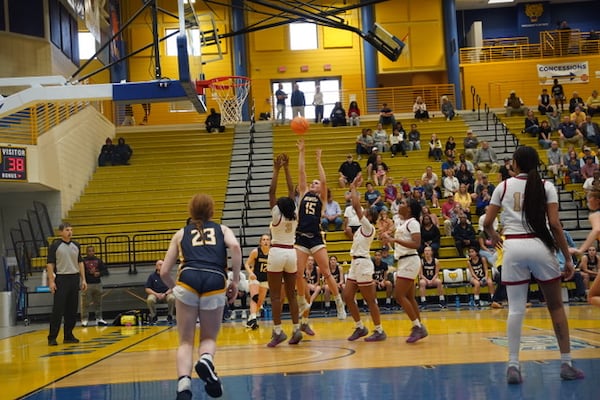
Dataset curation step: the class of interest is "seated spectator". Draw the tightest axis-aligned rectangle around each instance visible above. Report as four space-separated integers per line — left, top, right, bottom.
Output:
458 153 475 173
355 128 374 160
456 163 474 192
558 115 584 148
475 173 495 199
523 110 540 136
442 168 460 198
420 206 439 227
499 157 515 181
441 95 455 121
383 177 398 206
441 153 458 177
463 129 479 160
413 96 430 121
475 187 491 216
372 250 394 309
445 136 457 158
407 124 421 150
466 247 495 307
454 183 472 212
323 256 345 314
537 88 554 115
411 188 426 207
565 150 583 183
547 141 565 177
477 219 499 269
580 115 600 146
474 141 499 173
373 123 388 152
347 101 361 126
389 128 407 157
205 108 225 133
421 166 441 208
548 108 561 131
428 134 443 161
369 153 388 185
583 169 600 191
579 246 599 290
581 155 598 181
389 191 404 217
538 120 552 149
504 90 527 116
586 90 600 117
570 106 587 126
441 195 459 236
579 146 599 167
364 181 387 213
98 137 114 166
145 260 176 324
419 247 445 307
330 101 347 126
378 102 396 127
399 177 412 196
375 211 394 250
568 91 585 113
338 154 362 188
112 137 133 165
321 189 343 231
419 216 441 257
452 213 478 257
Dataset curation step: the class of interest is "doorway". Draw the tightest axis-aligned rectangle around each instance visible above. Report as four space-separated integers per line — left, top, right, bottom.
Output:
271 78 341 123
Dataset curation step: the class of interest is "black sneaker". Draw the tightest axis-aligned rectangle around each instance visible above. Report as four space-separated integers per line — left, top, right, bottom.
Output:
439 300 447 308
167 315 175 325
246 318 259 330
48 338 58 346
195 357 223 398
64 337 80 344
176 390 192 400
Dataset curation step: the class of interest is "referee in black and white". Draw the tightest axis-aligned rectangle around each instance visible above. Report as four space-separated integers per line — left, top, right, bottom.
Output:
47 222 87 346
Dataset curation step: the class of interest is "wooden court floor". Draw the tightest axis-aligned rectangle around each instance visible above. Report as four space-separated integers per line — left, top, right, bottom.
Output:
2 304 599 400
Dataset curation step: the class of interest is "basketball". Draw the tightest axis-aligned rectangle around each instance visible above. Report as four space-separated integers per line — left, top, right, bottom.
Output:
290 116 309 134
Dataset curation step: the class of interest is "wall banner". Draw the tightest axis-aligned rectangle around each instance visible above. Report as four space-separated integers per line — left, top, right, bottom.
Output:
537 61 590 85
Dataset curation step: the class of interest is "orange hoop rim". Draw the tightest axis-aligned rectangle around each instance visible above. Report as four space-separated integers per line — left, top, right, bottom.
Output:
196 76 251 91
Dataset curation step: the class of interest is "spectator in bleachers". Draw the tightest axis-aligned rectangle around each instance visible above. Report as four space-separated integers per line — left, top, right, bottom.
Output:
454 183 472 213
373 123 388 152
537 88 554 115
321 189 343 231
371 154 389 186
418 246 445 307
383 177 398 206
413 96 430 121
548 108 562 132
499 157 515 181
579 146 598 167
419 215 441 257
583 169 600 191
581 155 598 181
378 102 397 127
365 181 387 214
323 256 345 315
330 101 347 127
477 218 499 269
551 78 565 112
98 138 114 166
474 141 499 173
145 260 176 324
113 137 133 165
343 202 361 240
441 95 456 121
348 101 361 126
475 187 492 217
523 110 540 137
390 191 404 216
566 150 583 183
586 90 600 117
463 129 479 160
467 247 496 307
442 168 460 198
441 153 458 177
420 206 440 227
399 177 412 196
205 108 225 133
445 136 457 158
365 147 380 178
538 120 553 149
452 213 478 257
570 106 587 126
372 250 394 309
428 134 443 161
441 195 459 236
355 129 374 160
458 153 475 173
475 174 495 198
421 166 441 207
407 124 421 150
456 163 475 192
504 90 527 117
338 154 362 188
547 141 565 177
568 91 586 113
579 246 599 290
376 211 395 248
389 127 407 157
556 227 587 302
580 115 600 146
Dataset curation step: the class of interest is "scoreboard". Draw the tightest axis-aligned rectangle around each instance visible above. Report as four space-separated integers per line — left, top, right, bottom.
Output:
0 146 27 181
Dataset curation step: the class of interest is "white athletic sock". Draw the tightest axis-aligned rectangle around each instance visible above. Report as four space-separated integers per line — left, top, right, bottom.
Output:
374 324 383 333
200 353 213 363
474 295 480 300
335 294 343 305
293 323 300 331
440 295 445 301
386 298 391 304
274 324 282 334
355 320 364 329
177 376 191 393
506 285 528 367
561 353 572 366
411 319 422 328
249 313 256 320
301 317 309 324
325 301 331 308
420 296 426 302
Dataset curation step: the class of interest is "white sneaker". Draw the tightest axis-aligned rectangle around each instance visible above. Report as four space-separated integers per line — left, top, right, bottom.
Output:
335 300 347 320
97 319 108 326
81 320 88 327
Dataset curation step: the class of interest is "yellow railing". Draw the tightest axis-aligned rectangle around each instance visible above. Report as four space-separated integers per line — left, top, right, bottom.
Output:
364 84 456 114
482 36 529 46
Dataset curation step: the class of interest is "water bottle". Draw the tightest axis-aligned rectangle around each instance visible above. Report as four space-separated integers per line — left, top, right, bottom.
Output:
469 295 475 307
41 269 48 286
455 295 460 308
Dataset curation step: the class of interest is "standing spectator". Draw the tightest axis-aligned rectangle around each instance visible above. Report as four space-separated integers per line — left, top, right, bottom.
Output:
122 104 135 126
568 91 585 113
373 123 388 152
586 90 600 117
205 108 224 133
355 129 374 160
348 101 361 126
141 103 151 125
428 134 443 161
538 120 553 149
321 189 343 231
419 247 445 307
312 85 324 123
413 96 430 121
407 124 421 150
523 110 540 137
537 88 554 115
160 193 243 399
275 83 287 125
580 115 600 146
338 154 362 187
558 115 584 148
551 78 565 111
441 95 456 121
452 213 478 257
291 83 305 118
474 141 499 173
81 245 109 327
504 90 527 117
47 222 87 346
113 137 133 165
98 138 114 166
548 108 562 132
330 101 347 127
145 260 176 324
378 103 396 127
463 129 479 160
547 141 565 177
558 20 571 56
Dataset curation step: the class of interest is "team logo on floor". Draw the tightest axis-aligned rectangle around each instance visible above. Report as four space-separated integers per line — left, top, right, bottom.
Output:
487 335 598 350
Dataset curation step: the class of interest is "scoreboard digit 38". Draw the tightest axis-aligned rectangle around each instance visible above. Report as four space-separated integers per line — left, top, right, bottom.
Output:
0 146 27 181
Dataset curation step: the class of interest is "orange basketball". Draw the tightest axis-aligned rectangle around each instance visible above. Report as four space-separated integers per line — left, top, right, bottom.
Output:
290 116 309 135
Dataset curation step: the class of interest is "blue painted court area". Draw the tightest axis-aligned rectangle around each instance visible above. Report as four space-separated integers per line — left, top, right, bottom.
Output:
23 359 596 400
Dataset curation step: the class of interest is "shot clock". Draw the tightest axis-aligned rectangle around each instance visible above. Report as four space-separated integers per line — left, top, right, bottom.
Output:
0 146 27 181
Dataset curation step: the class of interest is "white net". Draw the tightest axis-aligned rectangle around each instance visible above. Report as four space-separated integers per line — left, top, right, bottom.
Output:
209 76 250 125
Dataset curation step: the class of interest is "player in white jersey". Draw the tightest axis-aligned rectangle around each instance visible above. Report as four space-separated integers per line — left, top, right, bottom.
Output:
484 146 583 384
343 175 387 342
384 198 427 344
266 154 303 347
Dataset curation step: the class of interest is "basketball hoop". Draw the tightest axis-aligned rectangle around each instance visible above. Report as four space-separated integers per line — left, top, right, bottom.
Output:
196 76 250 125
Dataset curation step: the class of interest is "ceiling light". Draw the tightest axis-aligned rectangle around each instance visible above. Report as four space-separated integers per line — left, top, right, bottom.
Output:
488 0 514 4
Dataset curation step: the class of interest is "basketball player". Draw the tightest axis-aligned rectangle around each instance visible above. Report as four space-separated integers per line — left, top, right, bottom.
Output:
343 175 387 342
484 146 584 384
578 246 599 290
161 193 242 399
295 139 346 320
418 246 445 308
245 234 271 330
466 247 495 307
266 153 302 347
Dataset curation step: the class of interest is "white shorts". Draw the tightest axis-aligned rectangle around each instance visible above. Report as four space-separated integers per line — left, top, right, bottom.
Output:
395 254 421 281
267 246 297 274
172 285 226 310
501 238 561 284
346 258 375 284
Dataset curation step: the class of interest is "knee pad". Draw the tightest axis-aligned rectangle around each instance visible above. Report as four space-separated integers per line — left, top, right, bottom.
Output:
251 294 259 303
